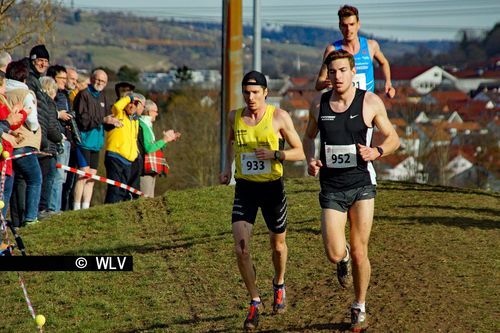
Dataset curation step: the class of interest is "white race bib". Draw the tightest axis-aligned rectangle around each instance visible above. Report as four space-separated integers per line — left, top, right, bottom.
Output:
240 152 271 175
325 144 357 168
353 73 366 90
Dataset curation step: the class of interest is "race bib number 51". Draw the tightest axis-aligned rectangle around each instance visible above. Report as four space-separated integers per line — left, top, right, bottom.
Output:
325 144 357 168
240 152 271 175
353 73 366 90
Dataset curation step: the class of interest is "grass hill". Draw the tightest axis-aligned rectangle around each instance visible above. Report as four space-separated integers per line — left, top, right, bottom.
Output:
1 179 498 332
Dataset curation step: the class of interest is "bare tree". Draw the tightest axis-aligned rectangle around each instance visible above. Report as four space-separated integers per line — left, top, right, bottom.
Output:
0 0 59 51
156 88 221 190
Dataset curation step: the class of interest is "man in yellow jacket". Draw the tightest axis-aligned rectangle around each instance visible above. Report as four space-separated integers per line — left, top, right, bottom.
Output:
104 93 145 203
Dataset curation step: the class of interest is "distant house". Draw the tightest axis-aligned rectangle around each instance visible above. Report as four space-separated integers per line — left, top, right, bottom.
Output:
446 153 474 180
420 90 469 107
375 154 426 183
452 69 500 94
375 65 457 95
448 165 498 191
141 71 177 91
414 124 451 152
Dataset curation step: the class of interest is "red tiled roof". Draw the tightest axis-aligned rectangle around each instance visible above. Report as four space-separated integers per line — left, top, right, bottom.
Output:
453 69 500 79
455 101 496 122
430 90 469 105
287 98 310 110
290 77 313 87
378 154 410 167
419 124 451 141
437 122 481 131
375 66 431 81
449 145 476 161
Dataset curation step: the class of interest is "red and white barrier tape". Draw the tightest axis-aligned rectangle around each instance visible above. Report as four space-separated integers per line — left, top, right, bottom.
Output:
56 163 144 196
3 151 52 161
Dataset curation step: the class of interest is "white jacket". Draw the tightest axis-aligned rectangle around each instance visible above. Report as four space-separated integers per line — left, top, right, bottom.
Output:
5 79 39 131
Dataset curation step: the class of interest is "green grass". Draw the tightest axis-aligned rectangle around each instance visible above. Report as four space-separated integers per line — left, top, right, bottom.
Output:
1 179 499 332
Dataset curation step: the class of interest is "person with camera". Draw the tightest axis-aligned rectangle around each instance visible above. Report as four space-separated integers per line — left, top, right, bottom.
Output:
46 65 76 214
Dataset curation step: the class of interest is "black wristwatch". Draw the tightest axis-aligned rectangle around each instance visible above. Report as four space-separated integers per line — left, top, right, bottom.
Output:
274 150 282 161
376 146 384 158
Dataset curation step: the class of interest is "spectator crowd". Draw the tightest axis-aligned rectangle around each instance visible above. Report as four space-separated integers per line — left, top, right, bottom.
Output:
0 44 181 228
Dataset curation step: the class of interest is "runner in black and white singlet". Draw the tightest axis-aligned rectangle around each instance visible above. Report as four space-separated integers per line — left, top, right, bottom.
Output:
220 70 304 331
318 88 376 193
303 50 400 332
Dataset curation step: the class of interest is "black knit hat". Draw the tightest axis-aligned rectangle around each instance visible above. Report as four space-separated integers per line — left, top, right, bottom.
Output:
242 70 267 88
30 44 50 61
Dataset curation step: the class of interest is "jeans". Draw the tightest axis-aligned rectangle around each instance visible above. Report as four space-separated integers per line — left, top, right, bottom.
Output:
104 153 131 204
38 155 57 212
49 140 71 212
61 147 77 211
12 147 42 221
2 175 14 217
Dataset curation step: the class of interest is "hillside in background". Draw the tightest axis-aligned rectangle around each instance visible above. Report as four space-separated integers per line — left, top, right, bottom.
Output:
11 8 458 76
1 179 498 332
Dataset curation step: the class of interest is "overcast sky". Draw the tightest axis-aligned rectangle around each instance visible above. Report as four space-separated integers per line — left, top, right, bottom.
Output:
61 0 499 41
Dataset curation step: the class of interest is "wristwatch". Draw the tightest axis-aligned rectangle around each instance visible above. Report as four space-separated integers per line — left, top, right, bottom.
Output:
274 150 282 161
376 146 384 158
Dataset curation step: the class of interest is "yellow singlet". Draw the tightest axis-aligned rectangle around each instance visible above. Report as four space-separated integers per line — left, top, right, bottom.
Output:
234 104 283 182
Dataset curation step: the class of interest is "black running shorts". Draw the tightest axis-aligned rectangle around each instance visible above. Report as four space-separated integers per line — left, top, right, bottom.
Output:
319 184 376 212
76 146 100 170
232 178 287 234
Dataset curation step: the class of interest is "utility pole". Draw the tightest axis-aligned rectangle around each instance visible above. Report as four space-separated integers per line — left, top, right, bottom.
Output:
220 0 243 173
253 0 261 71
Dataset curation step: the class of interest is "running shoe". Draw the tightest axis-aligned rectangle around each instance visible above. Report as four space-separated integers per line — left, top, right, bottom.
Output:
272 282 286 314
243 299 263 331
337 243 352 288
22 218 39 227
350 307 368 332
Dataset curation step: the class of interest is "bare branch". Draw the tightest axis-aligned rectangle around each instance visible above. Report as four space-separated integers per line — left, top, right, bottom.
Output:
0 0 61 51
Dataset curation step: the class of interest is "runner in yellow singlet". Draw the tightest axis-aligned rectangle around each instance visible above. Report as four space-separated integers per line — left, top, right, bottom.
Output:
220 70 304 331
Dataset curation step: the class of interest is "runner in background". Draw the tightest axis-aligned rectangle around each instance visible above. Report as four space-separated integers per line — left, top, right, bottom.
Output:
315 4 396 98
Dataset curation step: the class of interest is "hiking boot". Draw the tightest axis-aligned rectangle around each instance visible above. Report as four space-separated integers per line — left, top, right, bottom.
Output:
243 300 264 331
350 307 368 332
337 243 352 288
272 282 286 314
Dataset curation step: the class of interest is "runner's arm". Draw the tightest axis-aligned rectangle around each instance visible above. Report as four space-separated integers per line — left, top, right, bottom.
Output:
358 93 400 161
303 103 323 177
303 104 319 163
315 45 334 91
370 40 395 98
276 109 305 162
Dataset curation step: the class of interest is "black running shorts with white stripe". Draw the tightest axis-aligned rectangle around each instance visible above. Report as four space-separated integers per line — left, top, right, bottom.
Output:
232 178 288 234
